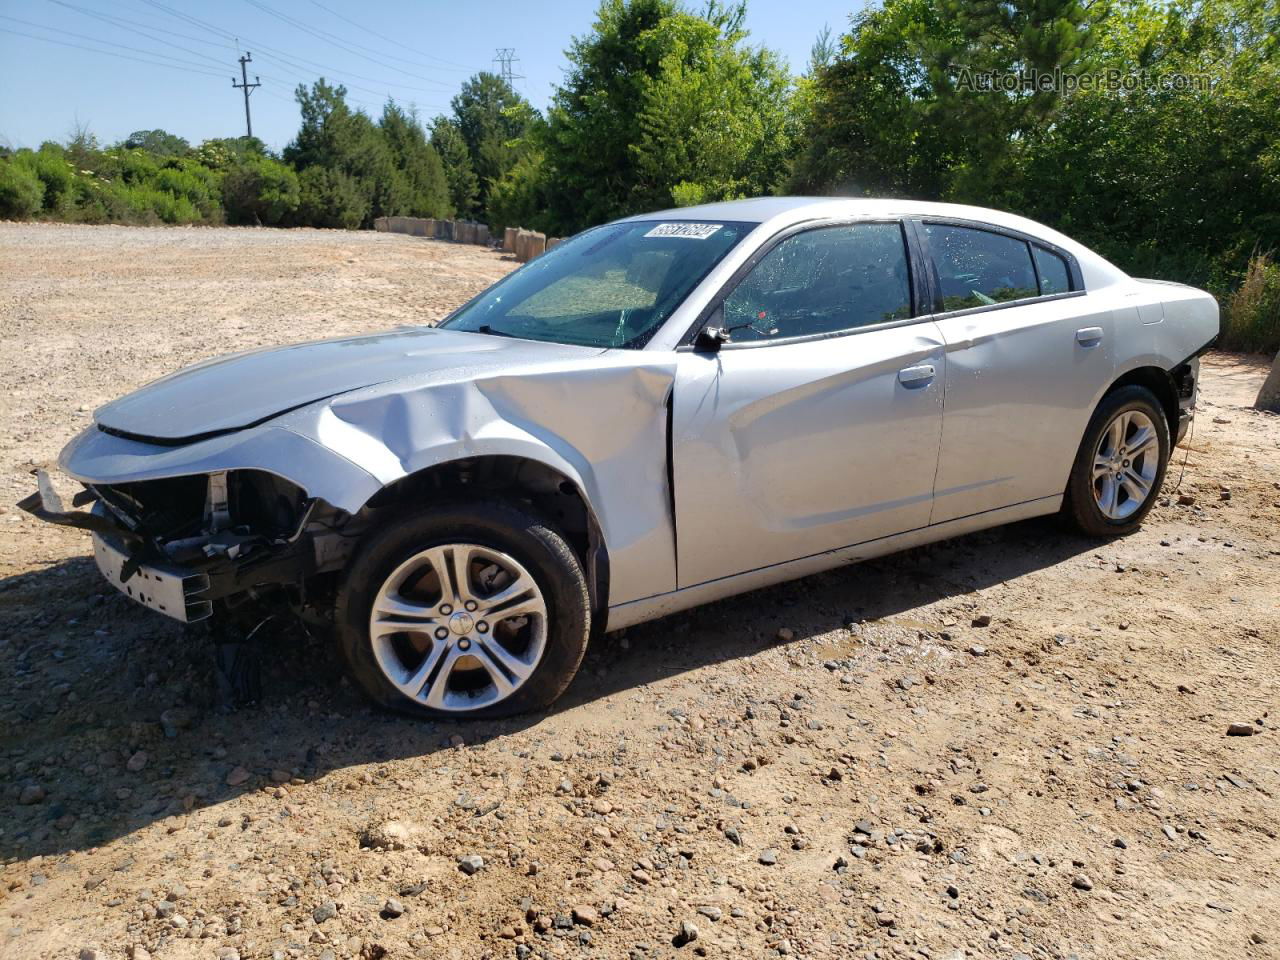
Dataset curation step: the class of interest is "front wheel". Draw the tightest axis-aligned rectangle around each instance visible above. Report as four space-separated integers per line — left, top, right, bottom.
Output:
335 501 591 719
1063 385 1170 537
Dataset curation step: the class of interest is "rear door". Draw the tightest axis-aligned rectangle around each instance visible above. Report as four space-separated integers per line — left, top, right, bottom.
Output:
919 220 1116 523
671 220 946 588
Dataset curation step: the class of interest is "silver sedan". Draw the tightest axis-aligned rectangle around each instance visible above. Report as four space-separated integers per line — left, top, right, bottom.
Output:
21 197 1219 718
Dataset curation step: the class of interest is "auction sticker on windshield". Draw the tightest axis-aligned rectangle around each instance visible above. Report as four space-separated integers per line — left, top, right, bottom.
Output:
644 222 723 240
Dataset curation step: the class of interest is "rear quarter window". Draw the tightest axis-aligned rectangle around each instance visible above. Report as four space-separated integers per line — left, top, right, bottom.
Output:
1033 245 1072 295
925 223 1038 310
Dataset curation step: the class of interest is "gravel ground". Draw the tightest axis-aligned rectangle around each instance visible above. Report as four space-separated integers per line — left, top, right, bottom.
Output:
0 222 1278 960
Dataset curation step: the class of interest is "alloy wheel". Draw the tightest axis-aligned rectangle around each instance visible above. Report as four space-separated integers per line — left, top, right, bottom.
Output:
368 543 548 712
1091 409 1160 521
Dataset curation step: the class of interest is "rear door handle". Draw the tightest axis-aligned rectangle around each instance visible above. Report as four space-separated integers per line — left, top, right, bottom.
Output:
897 364 936 387
1076 326 1104 346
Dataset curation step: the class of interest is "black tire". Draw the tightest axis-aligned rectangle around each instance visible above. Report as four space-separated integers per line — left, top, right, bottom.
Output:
1063 385 1170 537
335 500 590 719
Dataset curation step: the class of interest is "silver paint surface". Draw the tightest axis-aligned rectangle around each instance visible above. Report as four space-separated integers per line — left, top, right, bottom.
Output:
56 197 1220 627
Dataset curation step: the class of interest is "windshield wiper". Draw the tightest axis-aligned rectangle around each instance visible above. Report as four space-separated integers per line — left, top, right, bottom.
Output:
475 323 519 339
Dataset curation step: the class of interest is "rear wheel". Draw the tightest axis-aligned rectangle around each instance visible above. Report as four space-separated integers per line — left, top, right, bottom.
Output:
336 501 590 719
1064 385 1169 537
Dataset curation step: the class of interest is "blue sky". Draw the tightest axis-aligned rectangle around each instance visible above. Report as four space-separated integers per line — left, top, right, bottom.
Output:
0 0 853 152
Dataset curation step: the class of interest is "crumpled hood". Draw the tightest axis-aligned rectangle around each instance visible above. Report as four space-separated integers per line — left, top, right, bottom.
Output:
94 327 605 443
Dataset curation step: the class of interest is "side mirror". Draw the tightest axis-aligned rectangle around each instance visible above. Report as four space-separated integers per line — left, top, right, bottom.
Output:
693 326 727 353
693 305 726 353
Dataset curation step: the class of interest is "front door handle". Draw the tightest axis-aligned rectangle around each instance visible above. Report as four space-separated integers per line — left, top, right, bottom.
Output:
1076 326 1104 346
898 364 936 387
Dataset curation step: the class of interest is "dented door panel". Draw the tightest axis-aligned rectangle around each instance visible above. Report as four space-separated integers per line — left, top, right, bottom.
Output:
671 323 946 589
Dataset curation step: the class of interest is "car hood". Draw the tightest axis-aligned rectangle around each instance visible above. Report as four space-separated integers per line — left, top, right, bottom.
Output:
94 327 607 443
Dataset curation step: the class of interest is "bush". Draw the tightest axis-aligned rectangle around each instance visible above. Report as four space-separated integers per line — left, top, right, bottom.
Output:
0 160 45 218
13 147 76 212
222 155 300 226
295 165 368 229
1221 252 1280 354
486 152 550 234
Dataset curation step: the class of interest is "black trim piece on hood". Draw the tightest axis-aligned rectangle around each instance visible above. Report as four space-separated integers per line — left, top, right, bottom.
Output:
96 395 341 447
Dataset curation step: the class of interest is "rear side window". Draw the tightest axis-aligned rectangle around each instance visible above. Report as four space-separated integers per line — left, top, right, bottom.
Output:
1033 245 1071 295
722 222 913 342
925 224 1038 311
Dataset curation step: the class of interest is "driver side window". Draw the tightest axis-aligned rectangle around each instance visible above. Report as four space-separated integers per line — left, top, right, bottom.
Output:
723 222 913 343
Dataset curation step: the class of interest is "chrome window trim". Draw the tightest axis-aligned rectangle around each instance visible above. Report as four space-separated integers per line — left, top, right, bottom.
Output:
678 216 931 349
913 216 1087 321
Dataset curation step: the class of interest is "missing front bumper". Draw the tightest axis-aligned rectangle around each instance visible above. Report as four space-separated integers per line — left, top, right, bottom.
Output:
18 468 335 622
18 469 214 623
92 533 212 623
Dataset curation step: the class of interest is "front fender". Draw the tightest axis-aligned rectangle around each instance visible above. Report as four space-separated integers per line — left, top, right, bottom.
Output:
281 358 679 606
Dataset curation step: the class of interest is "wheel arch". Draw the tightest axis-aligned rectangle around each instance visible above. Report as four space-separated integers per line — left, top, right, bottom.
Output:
1101 364 1180 437
356 453 611 623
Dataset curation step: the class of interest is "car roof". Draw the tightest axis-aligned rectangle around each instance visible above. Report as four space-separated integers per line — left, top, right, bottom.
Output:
620 195 1052 233
616 196 1127 285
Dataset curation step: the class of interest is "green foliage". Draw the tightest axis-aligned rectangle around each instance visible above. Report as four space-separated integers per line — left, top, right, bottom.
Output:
535 0 793 234
296 165 368 229
284 80 452 227
449 73 538 213
16 145 78 212
4 0 1273 337
486 151 552 233
222 154 300 225
194 137 268 170
430 117 479 218
792 0 1280 304
380 103 452 218
0 159 45 218
123 129 190 157
1221 252 1280 353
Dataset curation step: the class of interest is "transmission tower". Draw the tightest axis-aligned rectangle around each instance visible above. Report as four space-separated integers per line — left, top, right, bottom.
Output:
493 48 523 87
231 53 261 139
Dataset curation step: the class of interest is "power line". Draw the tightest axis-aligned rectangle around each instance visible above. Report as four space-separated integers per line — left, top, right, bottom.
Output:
0 15 231 76
232 52 261 137
134 0 452 104
46 0 237 58
0 26 228 79
43 2 231 72
241 0 456 89
305 0 473 72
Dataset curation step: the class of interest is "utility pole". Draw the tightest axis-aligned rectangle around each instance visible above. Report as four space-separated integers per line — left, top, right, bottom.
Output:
231 53 261 139
493 48 522 87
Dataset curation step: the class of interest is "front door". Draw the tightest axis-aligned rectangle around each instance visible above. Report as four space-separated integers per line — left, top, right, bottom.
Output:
671 221 946 589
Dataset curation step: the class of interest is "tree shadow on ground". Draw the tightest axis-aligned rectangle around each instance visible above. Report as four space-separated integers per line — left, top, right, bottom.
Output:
0 515 1098 861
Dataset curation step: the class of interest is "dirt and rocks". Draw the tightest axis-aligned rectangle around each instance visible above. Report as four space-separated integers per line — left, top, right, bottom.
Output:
1 222 1278 960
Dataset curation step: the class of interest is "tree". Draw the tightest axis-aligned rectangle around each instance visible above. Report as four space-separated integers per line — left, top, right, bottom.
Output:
285 80 417 227
379 103 452 217
790 0 1280 299
789 0 1093 198
430 117 479 217
449 72 536 212
122 129 191 157
296 165 368 229
486 150 551 233
540 0 795 234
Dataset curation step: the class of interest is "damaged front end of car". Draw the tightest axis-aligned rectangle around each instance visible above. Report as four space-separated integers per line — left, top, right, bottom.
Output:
19 466 359 624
